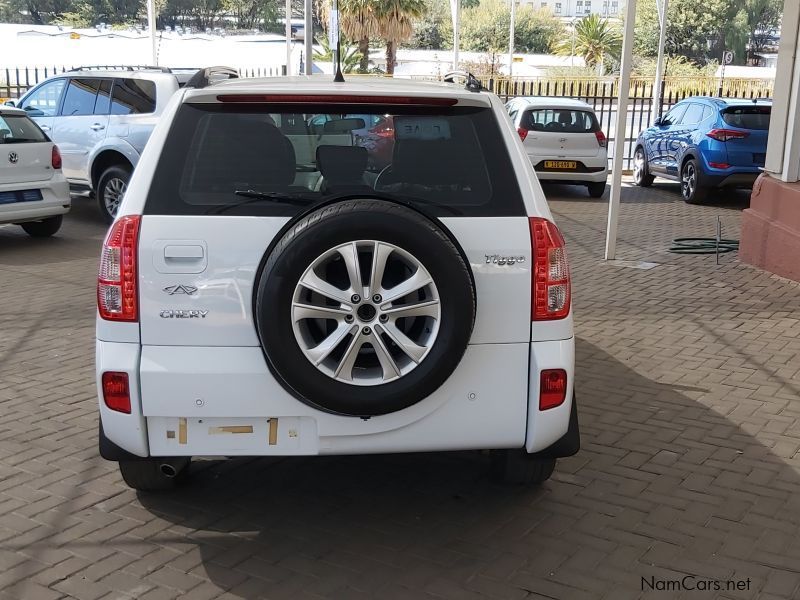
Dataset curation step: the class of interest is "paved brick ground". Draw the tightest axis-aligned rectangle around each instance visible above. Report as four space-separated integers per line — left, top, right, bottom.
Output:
0 180 799 600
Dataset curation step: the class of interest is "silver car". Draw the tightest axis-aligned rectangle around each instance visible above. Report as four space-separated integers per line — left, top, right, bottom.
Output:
9 67 195 222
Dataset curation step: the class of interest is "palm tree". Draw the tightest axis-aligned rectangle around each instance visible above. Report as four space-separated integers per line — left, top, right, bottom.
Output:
375 0 426 75
313 35 364 74
330 0 380 73
554 14 622 73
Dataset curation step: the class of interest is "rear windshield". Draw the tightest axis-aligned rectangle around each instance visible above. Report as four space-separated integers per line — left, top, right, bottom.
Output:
145 103 525 217
522 108 599 133
721 106 771 130
0 114 47 143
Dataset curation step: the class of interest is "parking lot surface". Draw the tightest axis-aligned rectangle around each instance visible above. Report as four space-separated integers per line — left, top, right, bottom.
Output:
1 181 799 600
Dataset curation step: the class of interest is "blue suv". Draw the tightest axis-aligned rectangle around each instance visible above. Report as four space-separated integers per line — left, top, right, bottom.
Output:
633 97 771 203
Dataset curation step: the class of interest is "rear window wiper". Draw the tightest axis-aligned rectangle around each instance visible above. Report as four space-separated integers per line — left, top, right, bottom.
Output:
209 190 314 214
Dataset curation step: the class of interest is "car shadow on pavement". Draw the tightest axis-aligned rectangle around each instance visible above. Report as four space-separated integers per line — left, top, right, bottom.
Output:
135 337 800 599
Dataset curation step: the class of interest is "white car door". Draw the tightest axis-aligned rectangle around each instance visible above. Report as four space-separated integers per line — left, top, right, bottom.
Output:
51 78 110 183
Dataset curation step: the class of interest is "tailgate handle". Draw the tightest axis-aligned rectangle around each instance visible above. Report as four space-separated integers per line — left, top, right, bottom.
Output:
164 245 204 260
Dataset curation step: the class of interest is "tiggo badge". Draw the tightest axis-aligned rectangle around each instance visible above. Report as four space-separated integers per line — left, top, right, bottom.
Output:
163 284 198 295
485 254 526 266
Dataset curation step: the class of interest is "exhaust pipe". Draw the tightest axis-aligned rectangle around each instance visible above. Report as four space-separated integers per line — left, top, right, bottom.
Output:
159 463 178 478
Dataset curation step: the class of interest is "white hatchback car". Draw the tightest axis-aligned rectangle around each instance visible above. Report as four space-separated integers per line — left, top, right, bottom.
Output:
0 106 70 236
96 71 580 491
506 97 608 197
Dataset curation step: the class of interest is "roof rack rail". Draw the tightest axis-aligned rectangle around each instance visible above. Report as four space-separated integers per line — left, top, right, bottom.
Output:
442 71 483 93
185 66 239 89
69 65 172 73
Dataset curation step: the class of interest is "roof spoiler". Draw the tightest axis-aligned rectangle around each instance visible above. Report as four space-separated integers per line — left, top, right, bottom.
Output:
443 71 483 93
185 66 239 89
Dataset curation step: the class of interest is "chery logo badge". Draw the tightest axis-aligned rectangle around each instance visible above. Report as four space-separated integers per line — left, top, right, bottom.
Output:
163 284 198 295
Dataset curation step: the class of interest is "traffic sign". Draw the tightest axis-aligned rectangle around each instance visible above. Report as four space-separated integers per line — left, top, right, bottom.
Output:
723 51 734 65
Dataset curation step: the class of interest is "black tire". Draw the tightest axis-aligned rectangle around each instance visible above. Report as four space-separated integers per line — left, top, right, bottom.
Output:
255 199 476 417
632 146 655 187
587 182 606 198
97 164 131 223
118 458 190 491
680 158 709 204
491 450 556 485
20 215 62 237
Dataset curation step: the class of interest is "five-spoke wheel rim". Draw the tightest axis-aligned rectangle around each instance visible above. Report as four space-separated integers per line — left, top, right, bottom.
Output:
291 240 441 386
681 162 696 200
104 177 127 217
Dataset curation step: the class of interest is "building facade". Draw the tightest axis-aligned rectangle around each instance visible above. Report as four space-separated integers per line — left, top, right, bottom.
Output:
519 0 622 18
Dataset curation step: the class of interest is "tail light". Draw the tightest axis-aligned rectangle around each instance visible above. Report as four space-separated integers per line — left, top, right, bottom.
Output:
530 217 570 320
51 145 62 169
97 215 141 321
595 130 607 148
517 127 528 142
540 369 567 410
707 128 749 142
102 372 131 413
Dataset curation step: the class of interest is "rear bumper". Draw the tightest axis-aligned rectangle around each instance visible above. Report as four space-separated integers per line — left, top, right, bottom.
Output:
536 169 608 184
0 176 70 223
97 338 575 458
700 158 761 188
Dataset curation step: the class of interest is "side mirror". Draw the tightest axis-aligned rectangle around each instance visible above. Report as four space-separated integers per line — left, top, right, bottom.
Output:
653 116 664 126
3 100 15 107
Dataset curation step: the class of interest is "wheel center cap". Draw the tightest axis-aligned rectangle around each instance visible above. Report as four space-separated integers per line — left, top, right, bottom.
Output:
357 303 377 322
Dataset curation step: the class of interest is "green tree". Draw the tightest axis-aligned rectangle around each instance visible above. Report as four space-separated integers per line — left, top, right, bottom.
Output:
333 0 380 73
407 0 451 50
375 0 426 75
746 0 782 57
554 14 621 73
313 34 363 72
460 0 564 55
2 0 74 24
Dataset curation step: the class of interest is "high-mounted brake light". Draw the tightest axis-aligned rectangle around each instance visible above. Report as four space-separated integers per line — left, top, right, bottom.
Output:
595 130 607 148
97 215 140 321
102 372 131 414
706 128 749 142
530 217 571 321
517 127 528 141
51 145 62 170
217 94 458 106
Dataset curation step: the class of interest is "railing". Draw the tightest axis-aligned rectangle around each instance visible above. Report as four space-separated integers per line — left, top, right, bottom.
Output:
2 66 774 169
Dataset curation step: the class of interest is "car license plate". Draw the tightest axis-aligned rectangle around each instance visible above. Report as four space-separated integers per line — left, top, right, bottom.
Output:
544 161 577 170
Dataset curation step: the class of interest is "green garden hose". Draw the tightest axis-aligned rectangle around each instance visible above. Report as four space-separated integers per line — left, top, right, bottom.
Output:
668 237 739 255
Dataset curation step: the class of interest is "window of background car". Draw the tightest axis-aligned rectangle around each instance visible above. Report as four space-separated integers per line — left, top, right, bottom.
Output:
662 104 687 126
61 78 102 116
0 115 47 143
111 79 156 115
679 103 706 126
145 103 525 217
20 79 66 117
94 79 112 115
522 109 600 133
722 106 771 130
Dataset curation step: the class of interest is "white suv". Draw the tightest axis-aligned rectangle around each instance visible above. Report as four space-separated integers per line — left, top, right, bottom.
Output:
506 97 609 198
95 71 579 491
11 67 199 222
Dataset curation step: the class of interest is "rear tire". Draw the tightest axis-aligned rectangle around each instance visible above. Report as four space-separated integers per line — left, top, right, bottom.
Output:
681 158 708 204
118 457 190 491
20 215 62 237
491 450 556 485
97 165 131 223
587 182 606 198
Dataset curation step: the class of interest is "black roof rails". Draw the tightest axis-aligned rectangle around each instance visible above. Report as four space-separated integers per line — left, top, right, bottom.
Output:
442 70 483 93
69 65 172 73
185 66 239 89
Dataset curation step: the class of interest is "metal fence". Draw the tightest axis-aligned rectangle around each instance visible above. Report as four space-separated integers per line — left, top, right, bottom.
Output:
2 66 775 170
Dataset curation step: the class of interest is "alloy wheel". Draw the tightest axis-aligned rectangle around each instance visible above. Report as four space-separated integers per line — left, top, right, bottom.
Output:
291 240 441 386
